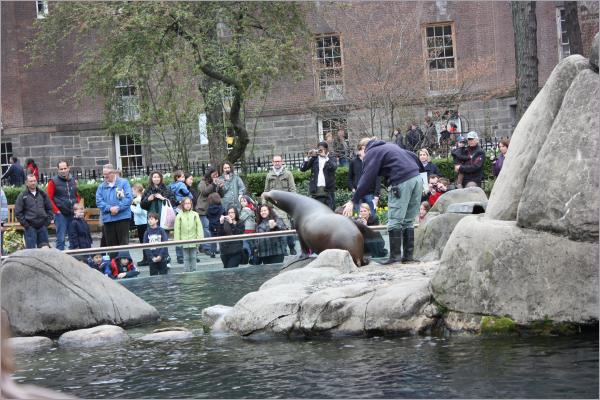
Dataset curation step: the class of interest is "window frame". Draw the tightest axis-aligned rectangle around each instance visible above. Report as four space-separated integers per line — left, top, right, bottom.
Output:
555 7 571 60
317 116 347 142
314 33 345 102
422 22 458 94
1 142 13 175
115 81 140 122
35 0 48 19
114 134 144 176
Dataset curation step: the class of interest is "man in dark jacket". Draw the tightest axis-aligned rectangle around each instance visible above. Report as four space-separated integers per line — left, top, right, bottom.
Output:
343 138 424 264
47 160 81 250
300 141 338 210
347 142 381 214
406 123 423 152
14 174 54 249
2 157 26 186
455 131 485 187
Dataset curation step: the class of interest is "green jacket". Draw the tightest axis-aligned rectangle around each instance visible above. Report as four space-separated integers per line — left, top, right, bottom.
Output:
174 210 203 248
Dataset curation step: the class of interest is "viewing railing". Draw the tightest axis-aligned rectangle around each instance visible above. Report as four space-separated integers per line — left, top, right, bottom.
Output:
1 225 389 261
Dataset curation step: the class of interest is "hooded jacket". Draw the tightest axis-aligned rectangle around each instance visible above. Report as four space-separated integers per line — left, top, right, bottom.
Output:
352 140 422 204
108 251 139 279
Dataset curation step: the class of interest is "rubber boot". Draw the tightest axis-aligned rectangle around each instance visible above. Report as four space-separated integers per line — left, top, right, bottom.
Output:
401 227 418 263
381 229 403 265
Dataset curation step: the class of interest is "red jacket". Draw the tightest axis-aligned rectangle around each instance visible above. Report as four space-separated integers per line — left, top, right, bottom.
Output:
428 191 444 206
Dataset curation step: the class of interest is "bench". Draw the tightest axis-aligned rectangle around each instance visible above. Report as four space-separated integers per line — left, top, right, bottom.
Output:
4 205 101 231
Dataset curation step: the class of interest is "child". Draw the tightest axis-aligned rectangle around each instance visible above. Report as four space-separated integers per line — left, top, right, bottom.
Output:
169 170 192 206
205 192 225 258
428 178 449 206
238 195 256 264
131 183 149 266
416 201 431 225
68 203 93 260
174 197 203 272
143 212 170 275
87 253 111 275
451 136 469 188
108 251 140 279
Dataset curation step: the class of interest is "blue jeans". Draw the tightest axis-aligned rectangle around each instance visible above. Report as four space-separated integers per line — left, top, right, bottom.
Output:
54 213 73 250
200 215 215 253
24 226 49 249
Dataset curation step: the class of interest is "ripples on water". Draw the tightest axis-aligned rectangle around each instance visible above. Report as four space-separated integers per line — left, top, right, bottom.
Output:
12 265 599 399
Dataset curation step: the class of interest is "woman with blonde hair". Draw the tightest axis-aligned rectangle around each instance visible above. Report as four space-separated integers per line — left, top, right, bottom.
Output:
418 148 440 177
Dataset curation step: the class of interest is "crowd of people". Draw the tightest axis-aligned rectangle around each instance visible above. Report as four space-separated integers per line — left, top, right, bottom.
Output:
2 119 510 273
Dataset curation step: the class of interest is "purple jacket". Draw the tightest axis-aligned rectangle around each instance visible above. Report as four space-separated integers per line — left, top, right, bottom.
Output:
353 140 422 203
492 154 505 177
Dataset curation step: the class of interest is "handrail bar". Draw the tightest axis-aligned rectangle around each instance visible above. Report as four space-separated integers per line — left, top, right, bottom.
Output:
0 225 389 259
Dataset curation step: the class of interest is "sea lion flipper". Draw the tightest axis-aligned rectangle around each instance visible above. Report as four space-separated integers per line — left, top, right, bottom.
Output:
352 220 380 240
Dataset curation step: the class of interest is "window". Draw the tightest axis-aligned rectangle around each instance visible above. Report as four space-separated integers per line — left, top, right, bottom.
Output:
36 0 48 19
115 134 144 176
423 23 457 92
315 34 344 101
317 117 346 141
556 7 571 60
115 82 139 121
1 142 12 175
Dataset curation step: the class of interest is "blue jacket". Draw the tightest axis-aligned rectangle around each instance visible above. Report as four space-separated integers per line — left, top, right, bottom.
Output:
2 162 26 186
68 217 93 249
87 255 111 275
143 225 170 261
169 181 192 204
95 177 133 223
353 140 422 203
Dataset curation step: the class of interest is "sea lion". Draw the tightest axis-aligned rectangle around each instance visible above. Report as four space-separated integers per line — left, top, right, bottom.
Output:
262 190 376 267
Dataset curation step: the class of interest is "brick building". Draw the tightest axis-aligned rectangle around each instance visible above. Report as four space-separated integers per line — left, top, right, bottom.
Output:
1 1 598 177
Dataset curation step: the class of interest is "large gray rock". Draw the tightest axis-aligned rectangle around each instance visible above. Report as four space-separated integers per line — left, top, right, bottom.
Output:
139 328 193 342
415 213 469 261
517 69 599 242
58 325 129 347
431 216 598 324
429 187 488 214
486 55 590 220
216 250 441 337
7 336 53 353
1 249 160 336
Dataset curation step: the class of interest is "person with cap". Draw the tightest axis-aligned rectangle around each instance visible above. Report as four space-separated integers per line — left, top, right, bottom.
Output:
451 135 469 188
342 137 424 264
454 131 485 188
300 141 338 210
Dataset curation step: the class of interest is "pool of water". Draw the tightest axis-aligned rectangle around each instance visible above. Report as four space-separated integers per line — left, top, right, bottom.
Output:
12 265 599 399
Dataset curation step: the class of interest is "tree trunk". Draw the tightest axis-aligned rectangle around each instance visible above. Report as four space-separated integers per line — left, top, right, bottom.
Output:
564 2 583 56
511 1 539 122
198 76 227 168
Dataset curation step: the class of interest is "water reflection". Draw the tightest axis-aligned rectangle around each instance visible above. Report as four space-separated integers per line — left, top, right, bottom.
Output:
12 265 599 399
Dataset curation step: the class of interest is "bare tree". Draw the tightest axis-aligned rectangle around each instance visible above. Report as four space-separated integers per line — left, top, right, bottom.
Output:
511 1 539 121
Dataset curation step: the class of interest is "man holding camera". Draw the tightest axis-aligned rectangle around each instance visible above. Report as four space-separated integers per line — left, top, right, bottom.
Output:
343 137 423 264
300 141 338 210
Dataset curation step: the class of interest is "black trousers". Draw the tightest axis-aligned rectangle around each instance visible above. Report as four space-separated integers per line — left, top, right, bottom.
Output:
103 219 130 258
149 261 168 276
221 253 242 268
260 254 285 265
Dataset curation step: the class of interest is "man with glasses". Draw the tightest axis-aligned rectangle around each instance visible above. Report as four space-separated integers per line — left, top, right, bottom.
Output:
47 160 81 250
95 164 132 256
263 155 297 255
454 131 485 188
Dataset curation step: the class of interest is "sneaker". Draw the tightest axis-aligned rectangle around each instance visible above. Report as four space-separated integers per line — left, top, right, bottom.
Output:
177 259 184 264
167 263 172 269
137 260 149 266
209 251 216 258
289 248 297 256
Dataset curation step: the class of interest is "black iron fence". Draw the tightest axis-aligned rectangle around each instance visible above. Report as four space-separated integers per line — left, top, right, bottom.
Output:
16 137 501 185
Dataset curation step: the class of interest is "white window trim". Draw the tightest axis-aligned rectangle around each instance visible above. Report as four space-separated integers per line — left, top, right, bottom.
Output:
555 7 571 60
36 0 48 19
423 22 457 93
114 134 144 173
314 34 345 102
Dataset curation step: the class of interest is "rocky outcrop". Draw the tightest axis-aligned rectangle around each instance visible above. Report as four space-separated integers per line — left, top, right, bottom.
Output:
7 336 53 353
485 55 590 221
431 216 598 324
57 325 129 347
517 68 599 242
204 250 440 337
415 213 469 262
1 249 160 336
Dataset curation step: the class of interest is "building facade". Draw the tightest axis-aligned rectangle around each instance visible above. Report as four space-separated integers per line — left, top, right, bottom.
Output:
2 1 598 177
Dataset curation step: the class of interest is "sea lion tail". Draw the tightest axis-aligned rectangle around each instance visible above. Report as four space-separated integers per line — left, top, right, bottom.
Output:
352 220 381 240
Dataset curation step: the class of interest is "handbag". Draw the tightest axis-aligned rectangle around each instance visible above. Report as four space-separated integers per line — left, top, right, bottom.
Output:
160 199 176 230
